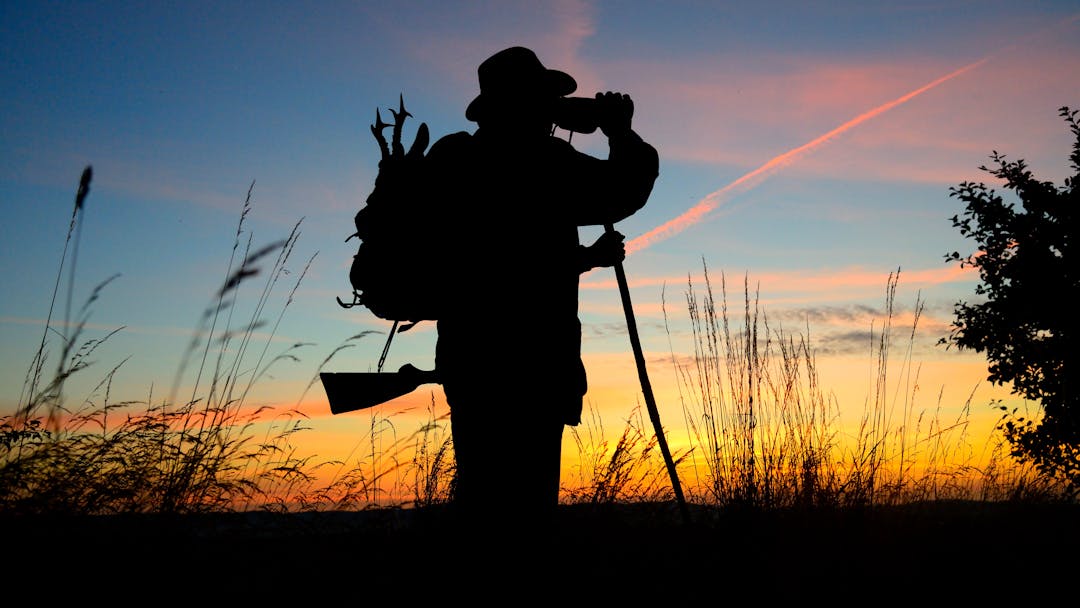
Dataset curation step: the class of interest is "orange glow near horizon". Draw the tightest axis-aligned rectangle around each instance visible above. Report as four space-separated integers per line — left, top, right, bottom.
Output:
279 344 1028 505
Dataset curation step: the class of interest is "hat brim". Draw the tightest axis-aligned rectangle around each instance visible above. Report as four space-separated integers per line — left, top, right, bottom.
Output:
465 69 577 122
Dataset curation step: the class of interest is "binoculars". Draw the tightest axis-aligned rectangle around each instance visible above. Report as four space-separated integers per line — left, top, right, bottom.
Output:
552 96 603 134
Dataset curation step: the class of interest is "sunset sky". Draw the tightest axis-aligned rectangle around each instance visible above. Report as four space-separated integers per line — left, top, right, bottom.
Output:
3 1 1079 490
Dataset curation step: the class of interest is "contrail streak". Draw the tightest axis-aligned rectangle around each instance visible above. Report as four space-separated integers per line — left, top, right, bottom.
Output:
627 56 989 255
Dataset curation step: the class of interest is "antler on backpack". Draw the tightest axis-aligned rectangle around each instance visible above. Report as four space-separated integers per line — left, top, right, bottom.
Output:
389 94 411 157
371 108 391 160
370 94 429 165
337 95 430 312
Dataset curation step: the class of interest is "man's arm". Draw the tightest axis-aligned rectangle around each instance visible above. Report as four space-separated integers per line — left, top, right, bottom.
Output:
566 92 659 226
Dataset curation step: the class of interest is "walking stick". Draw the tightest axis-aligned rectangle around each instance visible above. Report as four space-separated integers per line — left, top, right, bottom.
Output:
604 223 690 524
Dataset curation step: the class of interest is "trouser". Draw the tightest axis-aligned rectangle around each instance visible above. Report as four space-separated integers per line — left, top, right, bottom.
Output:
446 391 565 528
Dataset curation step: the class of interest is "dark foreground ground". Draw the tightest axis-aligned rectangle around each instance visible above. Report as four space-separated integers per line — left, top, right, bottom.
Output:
7 500 1078 602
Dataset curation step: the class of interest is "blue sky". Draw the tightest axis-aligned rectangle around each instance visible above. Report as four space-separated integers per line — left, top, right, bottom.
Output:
3 1 1078 467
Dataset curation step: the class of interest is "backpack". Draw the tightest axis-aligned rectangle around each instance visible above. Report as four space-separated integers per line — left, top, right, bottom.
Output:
339 95 438 333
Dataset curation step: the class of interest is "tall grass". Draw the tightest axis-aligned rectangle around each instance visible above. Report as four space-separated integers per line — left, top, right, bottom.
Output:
564 402 688 504
2 169 1072 518
0 169 451 515
656 261 1070 509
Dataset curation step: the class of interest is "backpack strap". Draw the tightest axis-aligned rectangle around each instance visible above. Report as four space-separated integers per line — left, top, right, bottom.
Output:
377 320 399 373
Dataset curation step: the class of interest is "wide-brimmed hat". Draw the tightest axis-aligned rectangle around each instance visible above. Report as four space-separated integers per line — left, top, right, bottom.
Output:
465 47 577 122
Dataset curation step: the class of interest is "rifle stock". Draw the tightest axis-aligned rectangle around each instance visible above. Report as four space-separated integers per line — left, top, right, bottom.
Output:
321 364 440 415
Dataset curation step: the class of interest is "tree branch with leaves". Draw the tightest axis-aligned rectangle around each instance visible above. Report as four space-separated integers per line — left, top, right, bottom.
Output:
942 106 1079 493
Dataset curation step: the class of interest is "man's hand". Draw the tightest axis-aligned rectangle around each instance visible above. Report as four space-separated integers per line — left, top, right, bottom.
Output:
595 91 633 138
579 230 626 272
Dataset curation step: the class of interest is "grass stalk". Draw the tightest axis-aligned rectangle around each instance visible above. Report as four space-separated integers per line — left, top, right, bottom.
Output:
4 169 1074 519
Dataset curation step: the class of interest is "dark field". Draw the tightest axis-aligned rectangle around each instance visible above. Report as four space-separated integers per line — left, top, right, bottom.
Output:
9 501 1077 602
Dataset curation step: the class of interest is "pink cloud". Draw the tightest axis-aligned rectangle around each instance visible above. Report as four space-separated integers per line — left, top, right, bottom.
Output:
382 0 601 107
595 15 1078 186
628 56 990 255
541 0 603 94
582 263 978 304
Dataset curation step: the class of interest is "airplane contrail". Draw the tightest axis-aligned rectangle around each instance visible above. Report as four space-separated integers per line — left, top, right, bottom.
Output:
627 56 989 256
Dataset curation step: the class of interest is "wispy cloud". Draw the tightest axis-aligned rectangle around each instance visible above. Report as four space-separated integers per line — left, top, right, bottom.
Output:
582 262 976 295
543 0 601 93
0 316 128 333
628 57 989 255
383 0 600 104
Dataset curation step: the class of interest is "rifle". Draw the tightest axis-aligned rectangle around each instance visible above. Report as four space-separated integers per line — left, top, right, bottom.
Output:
322 363 440 415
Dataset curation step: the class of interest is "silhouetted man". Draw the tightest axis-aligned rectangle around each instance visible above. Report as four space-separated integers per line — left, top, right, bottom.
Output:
424 46 658 531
